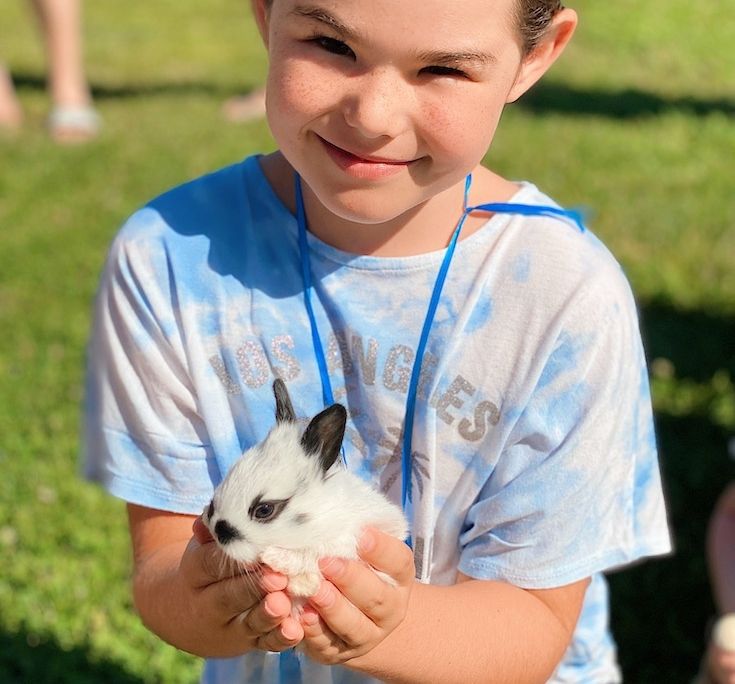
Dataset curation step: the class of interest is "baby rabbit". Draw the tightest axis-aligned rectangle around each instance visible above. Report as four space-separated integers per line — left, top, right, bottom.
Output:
202 379 408 598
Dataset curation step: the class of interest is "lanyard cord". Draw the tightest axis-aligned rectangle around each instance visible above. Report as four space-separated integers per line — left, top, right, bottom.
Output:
296 176 336 410
294 173 585 539
400 175 472 514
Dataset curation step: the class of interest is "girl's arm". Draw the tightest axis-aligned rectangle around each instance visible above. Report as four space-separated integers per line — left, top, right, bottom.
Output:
301 528 588 684
127 504 303 657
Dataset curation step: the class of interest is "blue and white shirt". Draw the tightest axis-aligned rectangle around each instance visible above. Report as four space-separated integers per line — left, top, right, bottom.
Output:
84 155 671 683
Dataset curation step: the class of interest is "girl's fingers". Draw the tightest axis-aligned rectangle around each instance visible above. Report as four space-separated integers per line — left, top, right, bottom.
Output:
300 604 350 662
192 515 214 543
256 616 304 652
245 591 292 634
356 528 415 586
317 531 413 624
306 578 375 648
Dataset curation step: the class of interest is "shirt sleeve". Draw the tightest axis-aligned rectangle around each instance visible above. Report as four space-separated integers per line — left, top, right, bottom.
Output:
458 264 672 588
83 209 216 514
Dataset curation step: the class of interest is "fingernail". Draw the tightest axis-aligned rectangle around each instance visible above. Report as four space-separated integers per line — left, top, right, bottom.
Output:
281 620 300 640
261 572 288 592
359 528 376 552
319 557 345 577
311 581 335 608
263 594 285 618
300 606 319 626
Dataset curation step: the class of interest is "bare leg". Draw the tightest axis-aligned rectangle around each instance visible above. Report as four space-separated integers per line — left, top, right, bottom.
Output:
30 0 91 107
0 63 23 130
29 0 99 141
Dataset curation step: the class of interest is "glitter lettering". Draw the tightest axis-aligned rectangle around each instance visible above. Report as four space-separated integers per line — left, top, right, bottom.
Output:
236 340 269 388
435 376 475 425
271 335 300 381
458 400 501 441
351 334 378 386
417 352 439 400
383 345 414 393
209 355 241 395
327 332 353 375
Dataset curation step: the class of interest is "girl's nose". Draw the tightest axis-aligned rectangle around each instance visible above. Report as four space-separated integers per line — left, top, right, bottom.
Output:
342 69 409 139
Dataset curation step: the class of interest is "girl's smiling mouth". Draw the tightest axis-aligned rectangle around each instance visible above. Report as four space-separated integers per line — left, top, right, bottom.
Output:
317 135 418 179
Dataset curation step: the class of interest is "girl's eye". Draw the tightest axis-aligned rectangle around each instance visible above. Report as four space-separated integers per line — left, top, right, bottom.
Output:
311 36 355 59
421 65 467 79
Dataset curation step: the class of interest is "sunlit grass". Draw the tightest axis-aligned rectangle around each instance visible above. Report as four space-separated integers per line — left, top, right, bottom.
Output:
1 1 733 682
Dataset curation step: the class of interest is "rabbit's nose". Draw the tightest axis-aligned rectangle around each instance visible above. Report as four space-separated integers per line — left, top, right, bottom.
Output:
214 519 242 545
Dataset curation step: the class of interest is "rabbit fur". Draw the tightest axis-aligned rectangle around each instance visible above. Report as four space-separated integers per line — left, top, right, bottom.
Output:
202 379 408 598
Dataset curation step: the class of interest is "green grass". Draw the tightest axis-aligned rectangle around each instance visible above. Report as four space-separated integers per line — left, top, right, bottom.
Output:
1 1 733 682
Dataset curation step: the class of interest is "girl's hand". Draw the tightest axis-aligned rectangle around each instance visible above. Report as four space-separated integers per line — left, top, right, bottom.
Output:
298 528 415 665
180 517 304 655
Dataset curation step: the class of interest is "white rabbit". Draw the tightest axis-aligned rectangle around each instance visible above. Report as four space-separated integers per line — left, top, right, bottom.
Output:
202 379 409 598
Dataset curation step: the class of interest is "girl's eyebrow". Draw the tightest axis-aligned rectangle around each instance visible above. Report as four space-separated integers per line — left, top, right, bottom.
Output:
291 4 359 41
417 49 498 68
290 3 497 68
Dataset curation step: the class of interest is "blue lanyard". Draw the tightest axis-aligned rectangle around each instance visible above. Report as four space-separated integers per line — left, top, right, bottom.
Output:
294 173 585 536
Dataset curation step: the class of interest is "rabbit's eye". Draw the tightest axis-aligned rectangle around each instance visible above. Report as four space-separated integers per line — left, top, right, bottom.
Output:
248 497 290 523
253 502 274 519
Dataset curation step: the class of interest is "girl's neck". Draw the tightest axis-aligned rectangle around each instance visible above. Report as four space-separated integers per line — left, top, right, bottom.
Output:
259 152 520 257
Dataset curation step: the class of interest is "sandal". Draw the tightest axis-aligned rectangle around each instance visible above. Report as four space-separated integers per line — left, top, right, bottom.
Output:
47 105 101 143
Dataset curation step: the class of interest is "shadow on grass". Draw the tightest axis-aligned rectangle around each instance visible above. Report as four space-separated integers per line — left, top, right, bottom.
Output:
0 628 143 684
12 69 735 117
641 299 735 382
519 81 735 118
609 301 735 684
11 71 242 101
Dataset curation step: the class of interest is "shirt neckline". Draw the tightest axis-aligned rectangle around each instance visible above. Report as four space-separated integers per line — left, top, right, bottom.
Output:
242 154 539 272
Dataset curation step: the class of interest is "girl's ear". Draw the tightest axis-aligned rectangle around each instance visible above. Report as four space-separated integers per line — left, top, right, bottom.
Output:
252 0 271 46
506 8 578 103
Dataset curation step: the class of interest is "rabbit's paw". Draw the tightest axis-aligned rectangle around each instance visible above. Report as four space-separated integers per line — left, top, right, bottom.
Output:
287 572 322 597
260 547 318 583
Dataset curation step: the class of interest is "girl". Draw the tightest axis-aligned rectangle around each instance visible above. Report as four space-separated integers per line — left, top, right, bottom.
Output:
85 1 671 681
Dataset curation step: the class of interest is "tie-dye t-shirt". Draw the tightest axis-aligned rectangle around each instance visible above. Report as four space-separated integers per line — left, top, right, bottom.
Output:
84 155 671 683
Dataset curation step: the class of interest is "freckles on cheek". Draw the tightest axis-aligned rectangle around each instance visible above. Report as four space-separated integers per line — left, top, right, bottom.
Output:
423 103 478 160
270 60 333 117
280 72 314 109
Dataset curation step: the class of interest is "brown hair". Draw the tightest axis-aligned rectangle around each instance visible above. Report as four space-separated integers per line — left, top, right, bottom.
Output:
516 0 564 54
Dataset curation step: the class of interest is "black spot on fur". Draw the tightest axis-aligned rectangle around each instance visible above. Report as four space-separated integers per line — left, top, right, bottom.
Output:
293 513 310 525
207 500 214 520
214 519 242 545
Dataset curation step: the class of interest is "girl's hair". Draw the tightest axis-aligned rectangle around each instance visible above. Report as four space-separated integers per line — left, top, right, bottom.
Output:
517 1 564 54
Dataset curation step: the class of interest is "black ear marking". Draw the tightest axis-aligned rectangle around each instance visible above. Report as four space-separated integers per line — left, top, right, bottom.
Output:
300 404 347 473
273 378 296 423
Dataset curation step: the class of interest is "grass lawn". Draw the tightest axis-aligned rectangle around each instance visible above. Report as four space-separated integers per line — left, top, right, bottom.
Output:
1 1 733 682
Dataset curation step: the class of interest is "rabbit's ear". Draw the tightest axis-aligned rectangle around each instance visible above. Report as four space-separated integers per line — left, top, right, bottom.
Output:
301 404 346 473
273 379 296 423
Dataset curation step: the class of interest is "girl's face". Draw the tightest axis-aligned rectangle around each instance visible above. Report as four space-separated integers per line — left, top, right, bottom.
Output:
257 0 560 227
